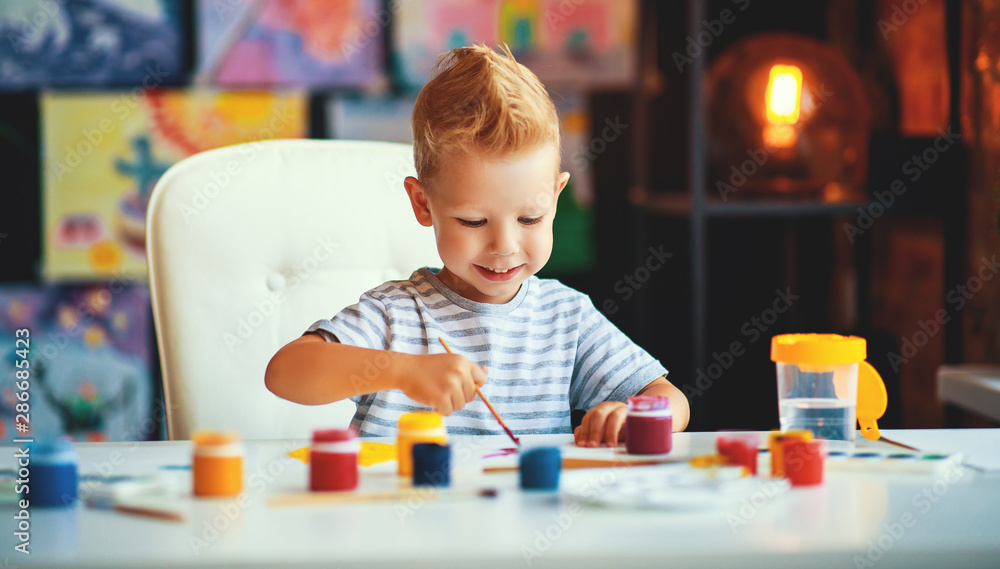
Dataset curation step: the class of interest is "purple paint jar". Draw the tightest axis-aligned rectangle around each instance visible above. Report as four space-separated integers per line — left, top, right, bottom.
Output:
625 395 672 455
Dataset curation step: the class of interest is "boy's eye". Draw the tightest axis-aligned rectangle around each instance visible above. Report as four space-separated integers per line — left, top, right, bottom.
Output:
519 217 543 226
458 219 485 228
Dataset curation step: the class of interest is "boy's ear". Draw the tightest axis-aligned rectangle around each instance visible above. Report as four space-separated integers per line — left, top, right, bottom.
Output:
404 176 433 227
555 171 570 201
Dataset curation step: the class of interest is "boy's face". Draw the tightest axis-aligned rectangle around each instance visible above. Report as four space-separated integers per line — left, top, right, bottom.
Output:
404 144 570 304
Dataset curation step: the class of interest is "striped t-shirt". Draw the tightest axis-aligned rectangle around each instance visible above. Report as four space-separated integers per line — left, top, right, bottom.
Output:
306 267 667 437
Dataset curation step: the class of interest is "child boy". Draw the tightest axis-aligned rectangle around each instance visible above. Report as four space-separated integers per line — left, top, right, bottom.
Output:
265 44 689 446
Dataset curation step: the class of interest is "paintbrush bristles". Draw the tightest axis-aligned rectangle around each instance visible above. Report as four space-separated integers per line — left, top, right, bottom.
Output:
437 337 520 446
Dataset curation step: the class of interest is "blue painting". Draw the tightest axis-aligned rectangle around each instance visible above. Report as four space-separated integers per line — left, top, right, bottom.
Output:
0 0 183 91
0 283 157 443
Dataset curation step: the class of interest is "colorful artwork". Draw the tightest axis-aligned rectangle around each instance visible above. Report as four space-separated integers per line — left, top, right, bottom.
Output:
546 90 594 274
0 0 183 91
0 284 155 443
196 0 384 87
393 0 637 89
326 95 416 143
42 90 308 280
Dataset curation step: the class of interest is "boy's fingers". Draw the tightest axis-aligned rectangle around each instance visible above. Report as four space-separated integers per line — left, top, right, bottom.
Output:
476 365 489 385
462 375 477 403
603 411 626 447
451 392 466 413
574 416 590 446
586 407 614 447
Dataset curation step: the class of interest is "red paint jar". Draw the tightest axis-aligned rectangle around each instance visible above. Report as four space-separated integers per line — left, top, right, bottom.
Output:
782 439 824 486
625 396 672 455
310 428 359 492
716 435 759 476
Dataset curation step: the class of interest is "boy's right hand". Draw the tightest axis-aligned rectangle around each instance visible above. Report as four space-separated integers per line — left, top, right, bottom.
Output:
397 354 488 416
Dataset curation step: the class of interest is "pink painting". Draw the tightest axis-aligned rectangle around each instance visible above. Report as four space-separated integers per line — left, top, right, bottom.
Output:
197 0 384 87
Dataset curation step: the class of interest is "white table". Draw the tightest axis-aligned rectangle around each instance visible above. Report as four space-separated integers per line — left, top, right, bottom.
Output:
4 430 1000 569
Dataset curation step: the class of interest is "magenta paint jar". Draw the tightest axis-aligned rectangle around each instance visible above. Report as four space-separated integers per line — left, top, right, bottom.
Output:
625 395 672 455
309 428 359 492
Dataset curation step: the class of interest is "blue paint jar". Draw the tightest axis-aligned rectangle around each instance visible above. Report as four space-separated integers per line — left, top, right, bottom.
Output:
412 443 450 487
519 447 561 490
29 440 78 507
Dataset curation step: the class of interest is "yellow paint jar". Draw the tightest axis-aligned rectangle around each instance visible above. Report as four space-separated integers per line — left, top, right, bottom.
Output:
768 429 813 478
192 431 243 497
396 412 447 477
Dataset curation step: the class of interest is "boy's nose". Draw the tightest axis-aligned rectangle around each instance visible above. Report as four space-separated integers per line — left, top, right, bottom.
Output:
488 226 518 256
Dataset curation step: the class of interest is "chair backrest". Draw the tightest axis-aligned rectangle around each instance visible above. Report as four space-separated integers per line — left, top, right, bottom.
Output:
146 139 440 440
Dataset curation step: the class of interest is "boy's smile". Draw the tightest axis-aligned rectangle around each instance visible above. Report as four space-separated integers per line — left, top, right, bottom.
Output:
405 144 570 304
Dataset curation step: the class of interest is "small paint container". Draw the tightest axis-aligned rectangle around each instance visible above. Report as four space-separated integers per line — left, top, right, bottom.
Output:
310 428 359 492
716 434 759 476
30 440 78 507
412 443 450 487
397 412 447 477
768 429 813 478
625 395 672 455
192 431 243 497
520 447 561 490
783 439 825 486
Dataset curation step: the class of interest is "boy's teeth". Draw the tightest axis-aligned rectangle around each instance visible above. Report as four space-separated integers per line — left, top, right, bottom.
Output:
487 267 509 273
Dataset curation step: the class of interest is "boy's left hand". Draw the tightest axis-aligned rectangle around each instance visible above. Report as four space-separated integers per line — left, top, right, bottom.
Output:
574 401 627 448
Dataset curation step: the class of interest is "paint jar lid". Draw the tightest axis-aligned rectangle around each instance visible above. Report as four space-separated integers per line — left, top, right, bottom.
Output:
771 334 866 365
519 447 561 490
412 443 450 487
192 431 243 458
312 428 356 443
627 395 671 414
399 411 444 432
193 430 240 446
31 439 77 465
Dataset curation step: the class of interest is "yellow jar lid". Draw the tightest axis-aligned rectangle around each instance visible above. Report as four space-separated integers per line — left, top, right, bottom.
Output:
398 411 444 431
192 430 241 446
770 334 866 365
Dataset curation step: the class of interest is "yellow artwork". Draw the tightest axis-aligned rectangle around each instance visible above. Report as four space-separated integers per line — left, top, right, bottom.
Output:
42 89 307 280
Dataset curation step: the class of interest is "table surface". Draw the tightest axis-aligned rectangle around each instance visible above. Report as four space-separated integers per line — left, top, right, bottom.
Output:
3 430 1000 569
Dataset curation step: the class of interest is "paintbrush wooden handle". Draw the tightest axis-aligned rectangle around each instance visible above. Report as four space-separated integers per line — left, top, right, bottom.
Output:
268 487 495 508
438 337 519 445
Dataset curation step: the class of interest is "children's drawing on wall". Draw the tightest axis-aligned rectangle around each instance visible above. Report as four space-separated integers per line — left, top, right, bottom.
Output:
326 95 417 143
393 0 637 90
545 90 595 275
42 90 308 280
0 0 183 91
195 0 384 88
0 284 154 443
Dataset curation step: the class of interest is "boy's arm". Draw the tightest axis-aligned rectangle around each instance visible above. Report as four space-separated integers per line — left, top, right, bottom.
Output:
636 376 690 432
264 334 487 415
574 375 690 447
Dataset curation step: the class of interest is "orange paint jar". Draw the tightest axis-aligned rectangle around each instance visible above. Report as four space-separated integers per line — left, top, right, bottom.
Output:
396 412 447 477
192 431 243 497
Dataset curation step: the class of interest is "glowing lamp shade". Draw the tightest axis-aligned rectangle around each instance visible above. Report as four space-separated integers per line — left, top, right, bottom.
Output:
705 33 871 198
765 64 803 125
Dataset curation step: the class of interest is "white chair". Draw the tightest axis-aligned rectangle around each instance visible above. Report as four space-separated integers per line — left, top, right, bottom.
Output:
146 139 440 440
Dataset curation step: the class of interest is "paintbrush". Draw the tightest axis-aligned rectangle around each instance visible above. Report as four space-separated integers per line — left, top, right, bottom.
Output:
438 337 520 446
484 456 681 473
268 487 498 508
85 498 185 522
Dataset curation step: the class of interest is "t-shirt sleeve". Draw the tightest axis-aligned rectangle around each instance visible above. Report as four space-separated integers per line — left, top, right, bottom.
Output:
569 296 668 410
304 293 392 351
303 293 391 407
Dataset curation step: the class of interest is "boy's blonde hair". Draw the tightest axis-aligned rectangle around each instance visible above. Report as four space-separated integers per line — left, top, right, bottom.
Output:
411 44 560 184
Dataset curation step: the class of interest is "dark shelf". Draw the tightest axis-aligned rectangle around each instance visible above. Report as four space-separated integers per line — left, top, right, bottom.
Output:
633 190 869 218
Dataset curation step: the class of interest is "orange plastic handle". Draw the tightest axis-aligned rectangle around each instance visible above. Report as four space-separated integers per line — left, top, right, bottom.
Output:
856 361 887 441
